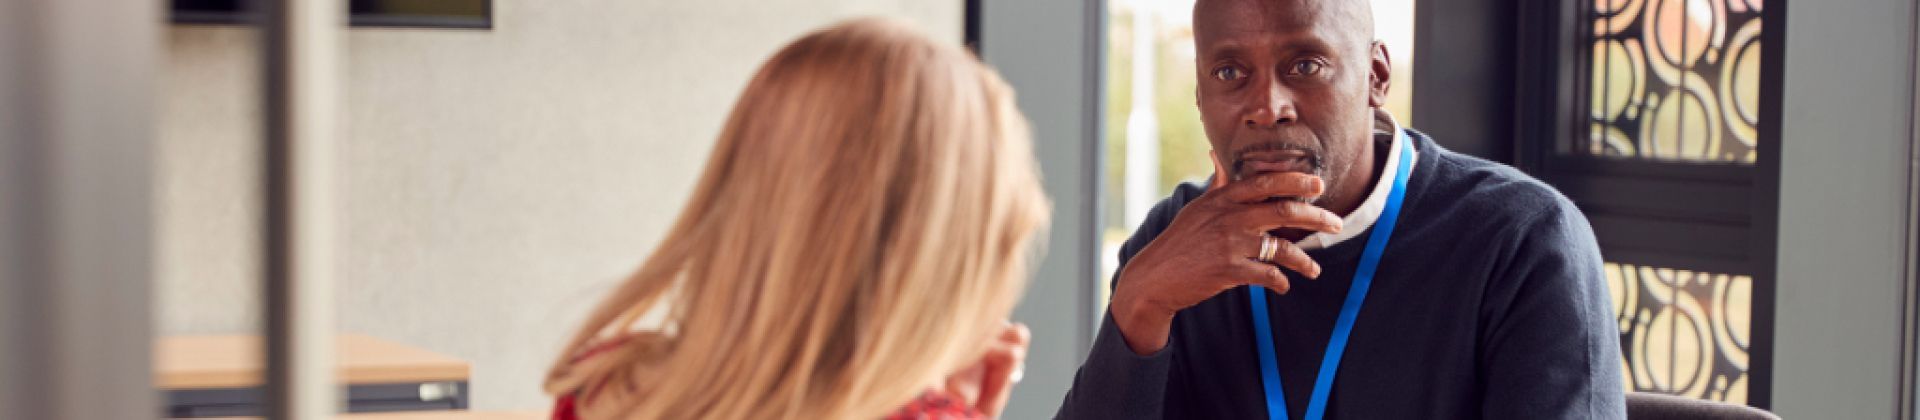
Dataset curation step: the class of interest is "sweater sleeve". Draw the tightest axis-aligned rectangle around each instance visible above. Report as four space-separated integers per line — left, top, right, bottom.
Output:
1477 201 1627 419
1053 311 1176 419
1053 185 1200 420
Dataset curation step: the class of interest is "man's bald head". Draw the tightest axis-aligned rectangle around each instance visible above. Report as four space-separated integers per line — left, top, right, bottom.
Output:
1190 0 1395 224
1194 0 1375 54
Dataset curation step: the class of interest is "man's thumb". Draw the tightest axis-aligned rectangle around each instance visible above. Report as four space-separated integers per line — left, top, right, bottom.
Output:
1209 150 1228 191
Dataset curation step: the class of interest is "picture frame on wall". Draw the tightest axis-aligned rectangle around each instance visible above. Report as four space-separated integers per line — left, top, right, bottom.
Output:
171 0 492 29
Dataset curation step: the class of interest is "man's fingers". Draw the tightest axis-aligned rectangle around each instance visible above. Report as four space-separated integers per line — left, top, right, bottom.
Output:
1232 259 1294 294
1233 200 1344 234
1218 172 1323 204
1247 239 1320 279
1208 151 1229 192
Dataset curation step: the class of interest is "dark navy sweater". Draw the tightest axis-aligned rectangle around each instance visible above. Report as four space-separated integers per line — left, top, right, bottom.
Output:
1055 130 1626 419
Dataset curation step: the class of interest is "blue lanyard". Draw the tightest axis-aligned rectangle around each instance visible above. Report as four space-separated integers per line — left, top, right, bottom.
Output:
1247 130 1413 420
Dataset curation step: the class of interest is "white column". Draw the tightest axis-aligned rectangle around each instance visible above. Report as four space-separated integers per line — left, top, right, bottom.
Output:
263 0 344 417
1123 3 1161 230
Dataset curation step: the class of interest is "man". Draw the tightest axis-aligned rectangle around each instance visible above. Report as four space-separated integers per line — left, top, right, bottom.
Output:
1055 0 1625 418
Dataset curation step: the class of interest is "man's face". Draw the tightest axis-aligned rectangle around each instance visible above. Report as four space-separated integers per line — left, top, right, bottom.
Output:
1193 0 1388 208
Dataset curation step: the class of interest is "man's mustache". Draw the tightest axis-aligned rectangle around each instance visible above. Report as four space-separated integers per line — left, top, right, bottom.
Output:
1229 141 1323 179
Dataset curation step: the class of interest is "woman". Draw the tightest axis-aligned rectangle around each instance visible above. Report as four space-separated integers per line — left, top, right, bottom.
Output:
544 17 1050 419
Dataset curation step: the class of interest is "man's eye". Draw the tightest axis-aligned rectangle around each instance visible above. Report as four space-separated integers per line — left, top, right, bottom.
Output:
1211 66 1245 82
1287 59 1325 76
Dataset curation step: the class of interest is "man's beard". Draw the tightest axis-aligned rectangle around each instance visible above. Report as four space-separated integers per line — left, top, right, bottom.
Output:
1228 140 1357 241
1228 141 1350 207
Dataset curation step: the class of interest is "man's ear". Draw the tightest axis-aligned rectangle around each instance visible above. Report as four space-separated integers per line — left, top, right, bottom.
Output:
1368 41 1392 108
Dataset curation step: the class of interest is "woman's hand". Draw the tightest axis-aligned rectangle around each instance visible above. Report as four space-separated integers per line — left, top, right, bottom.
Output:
941 321 1031 418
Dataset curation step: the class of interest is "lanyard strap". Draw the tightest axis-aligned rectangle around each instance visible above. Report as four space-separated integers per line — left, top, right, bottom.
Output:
1248 130 1413 420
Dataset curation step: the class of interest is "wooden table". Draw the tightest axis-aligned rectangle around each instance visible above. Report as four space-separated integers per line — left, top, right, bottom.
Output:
157 334 473 418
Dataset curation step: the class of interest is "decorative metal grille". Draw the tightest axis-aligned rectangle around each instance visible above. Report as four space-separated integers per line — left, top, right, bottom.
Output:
1587 0 1763 163
1585 0 1766 402
1607 263 1754 403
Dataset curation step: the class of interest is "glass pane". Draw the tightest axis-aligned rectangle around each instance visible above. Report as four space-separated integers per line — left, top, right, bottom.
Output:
1101 0 1211 312
1584 0 1763 163
1605 262 1753 403
1097 0 1418 314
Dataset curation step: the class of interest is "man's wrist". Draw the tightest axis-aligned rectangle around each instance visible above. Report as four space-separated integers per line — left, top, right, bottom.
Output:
1112 290 1172 355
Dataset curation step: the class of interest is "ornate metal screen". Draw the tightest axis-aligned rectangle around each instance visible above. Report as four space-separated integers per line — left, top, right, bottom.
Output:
1586 0 1763 163
1607 263 1754 403
1585 0 1767 405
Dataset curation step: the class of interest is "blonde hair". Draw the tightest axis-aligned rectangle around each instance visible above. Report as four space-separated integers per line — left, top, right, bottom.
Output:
543 17 1050 420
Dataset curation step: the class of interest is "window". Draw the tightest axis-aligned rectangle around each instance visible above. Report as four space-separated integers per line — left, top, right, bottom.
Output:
1521 0 1781 407
1587 0 1769 404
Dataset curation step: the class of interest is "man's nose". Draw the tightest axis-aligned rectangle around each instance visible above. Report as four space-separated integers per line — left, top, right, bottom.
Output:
1242 78 1297 129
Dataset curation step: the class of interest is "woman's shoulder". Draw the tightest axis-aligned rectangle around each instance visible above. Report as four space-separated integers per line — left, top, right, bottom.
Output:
551 333 986 420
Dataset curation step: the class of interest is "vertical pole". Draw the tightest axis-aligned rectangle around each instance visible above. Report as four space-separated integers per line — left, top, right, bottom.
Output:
262 0 344 417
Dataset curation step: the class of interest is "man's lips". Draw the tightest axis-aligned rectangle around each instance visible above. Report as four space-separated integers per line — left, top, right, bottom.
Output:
1233 149 1321 211
1242 158 1315 174
1234 149 1318 178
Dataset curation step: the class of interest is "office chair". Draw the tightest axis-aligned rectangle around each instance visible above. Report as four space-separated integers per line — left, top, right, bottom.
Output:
1626 392 1780 420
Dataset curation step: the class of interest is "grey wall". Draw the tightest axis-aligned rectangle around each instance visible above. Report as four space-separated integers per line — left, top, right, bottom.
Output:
0 0 158 418
158 0 961 411
977 0 1104 418
1911 18 1920 417
1409 0 1515 163
1770 0 1919 417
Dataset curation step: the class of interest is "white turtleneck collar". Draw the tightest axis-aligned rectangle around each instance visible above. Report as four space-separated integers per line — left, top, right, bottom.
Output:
1295 109 1417 251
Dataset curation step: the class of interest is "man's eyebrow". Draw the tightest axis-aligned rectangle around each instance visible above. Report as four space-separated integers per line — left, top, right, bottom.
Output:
1201 39 1248 59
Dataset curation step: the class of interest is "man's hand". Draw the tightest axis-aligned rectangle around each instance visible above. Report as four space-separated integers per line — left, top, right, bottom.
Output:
1109 171 1343 355
942 322 1031 418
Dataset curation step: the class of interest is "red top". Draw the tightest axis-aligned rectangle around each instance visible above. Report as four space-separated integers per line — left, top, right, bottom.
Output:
550 337 984 420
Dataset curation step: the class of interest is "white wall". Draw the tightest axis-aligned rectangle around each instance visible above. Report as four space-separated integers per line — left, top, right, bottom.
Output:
157 0 959 410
